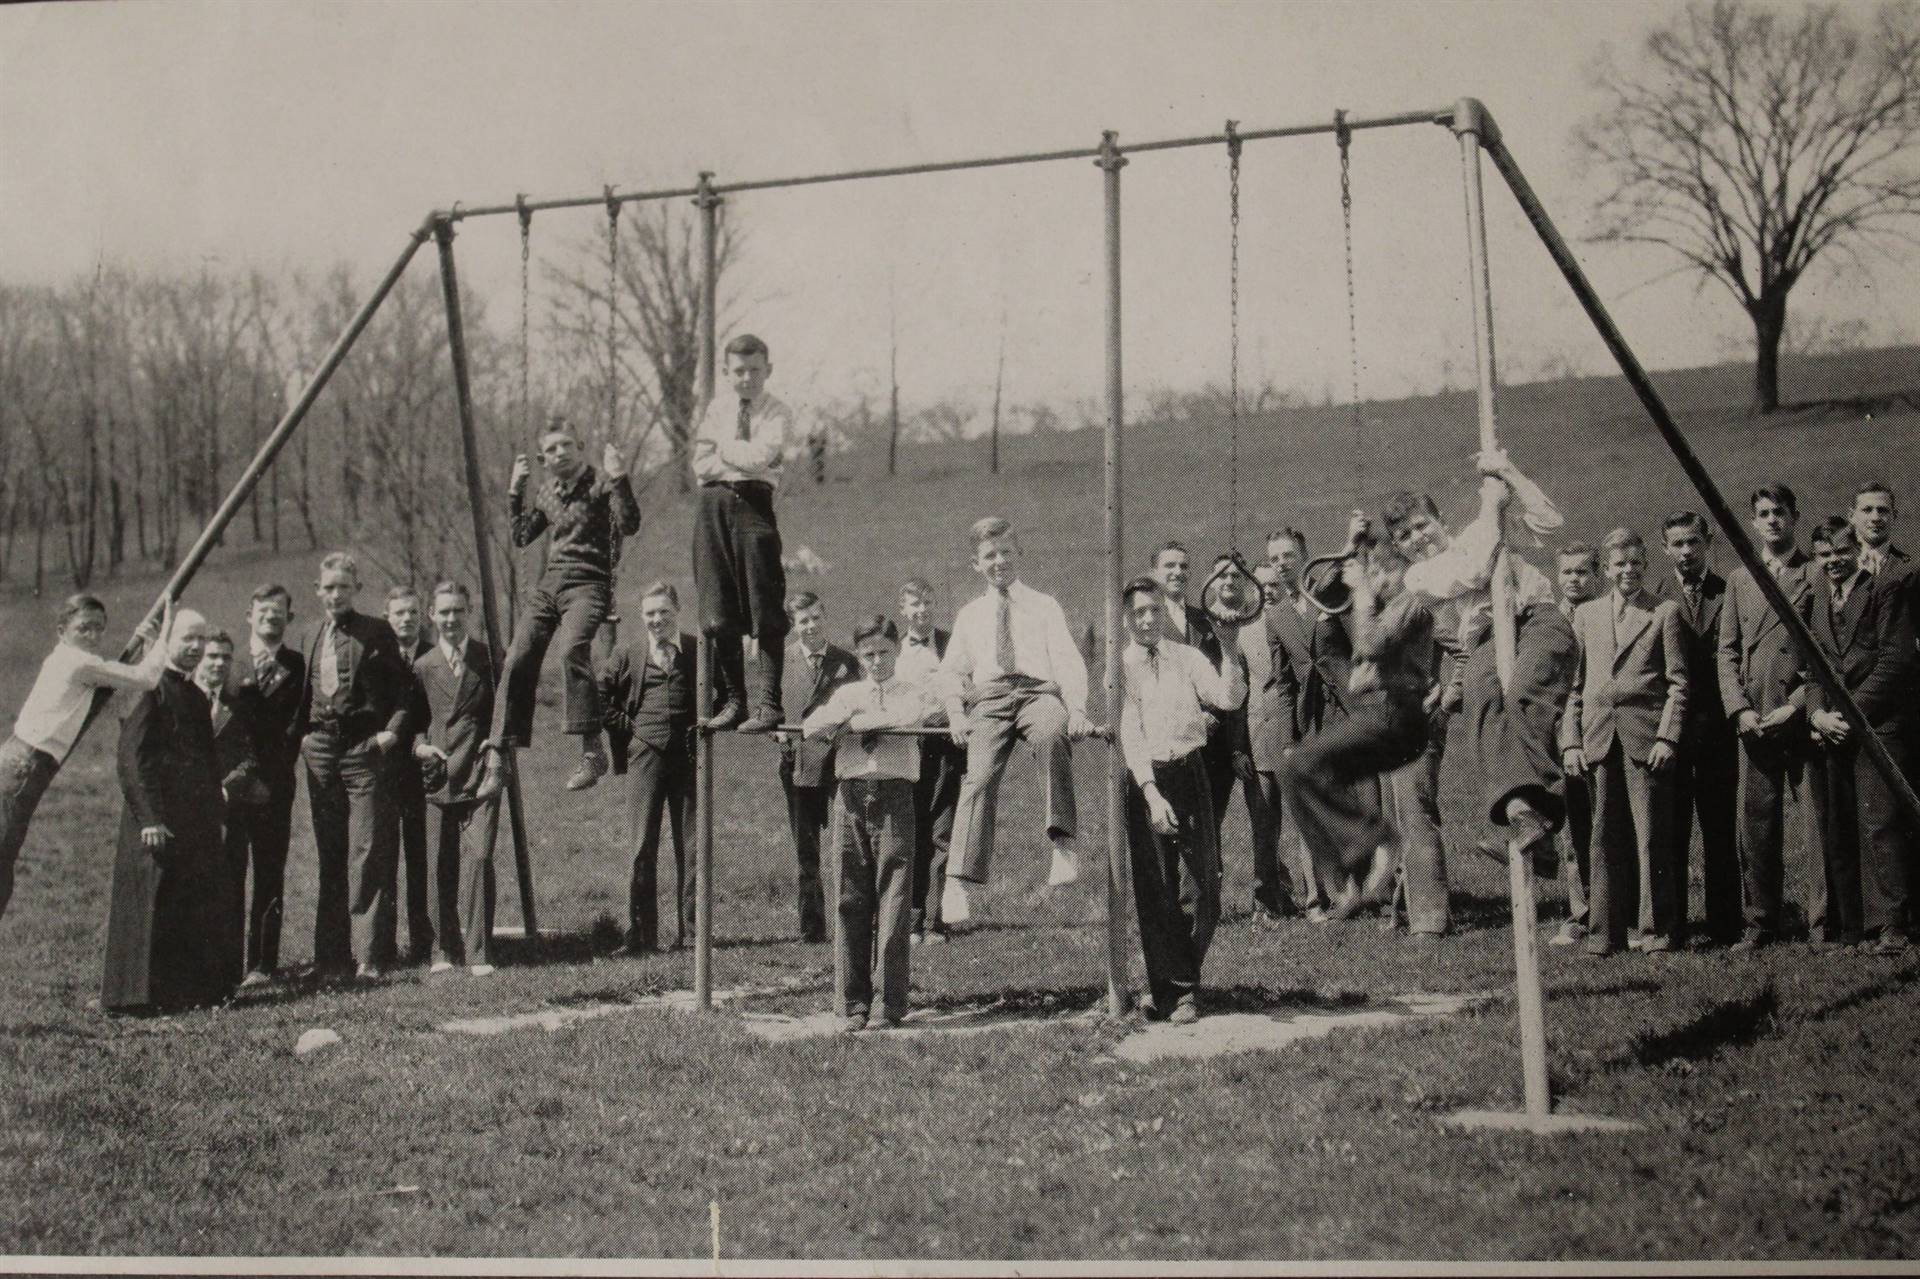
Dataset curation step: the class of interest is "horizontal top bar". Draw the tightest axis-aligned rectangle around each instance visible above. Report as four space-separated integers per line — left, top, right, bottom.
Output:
442 104 1454 224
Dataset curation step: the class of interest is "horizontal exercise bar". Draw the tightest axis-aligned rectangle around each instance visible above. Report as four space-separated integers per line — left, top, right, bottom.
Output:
701 723 1114 741
440 104 1453 224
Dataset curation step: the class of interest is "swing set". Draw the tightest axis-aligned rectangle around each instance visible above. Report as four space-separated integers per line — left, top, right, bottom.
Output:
63 97 1920 1130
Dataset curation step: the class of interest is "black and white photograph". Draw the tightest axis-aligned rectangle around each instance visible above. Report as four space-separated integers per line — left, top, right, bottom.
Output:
2 0 1919 1270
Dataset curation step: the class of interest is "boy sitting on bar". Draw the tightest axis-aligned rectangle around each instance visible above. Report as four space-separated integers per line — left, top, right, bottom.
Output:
803 615 937 1032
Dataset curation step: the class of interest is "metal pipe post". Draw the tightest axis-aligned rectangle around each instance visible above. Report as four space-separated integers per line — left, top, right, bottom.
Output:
433 218 540 939
1097 131 1130 1019
1452 98 1550 1120
693 173 722 1010
1479 126 1920 837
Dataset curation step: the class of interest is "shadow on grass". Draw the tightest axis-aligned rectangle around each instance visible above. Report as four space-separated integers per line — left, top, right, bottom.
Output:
1798 963 1920 1024
909 982 1377 1019
1629 983 1777 1069
1780 389 1920 420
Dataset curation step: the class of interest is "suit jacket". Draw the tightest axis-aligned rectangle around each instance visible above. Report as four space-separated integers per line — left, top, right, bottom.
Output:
1659 570 1730 737
1266 596 1353 739
601 631 698 776
1560 591 1689 765
781 641 860 788
1241 619 1292 773
298 610 412 742
1804 572 1915 737
207 691 268 811
409 638 499 803
230 644 306 791
1717 553 1815 721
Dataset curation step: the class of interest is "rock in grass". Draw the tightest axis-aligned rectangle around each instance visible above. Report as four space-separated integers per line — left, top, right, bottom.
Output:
294 1028 341 1057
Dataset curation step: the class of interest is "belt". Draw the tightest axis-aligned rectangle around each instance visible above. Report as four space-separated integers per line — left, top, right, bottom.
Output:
704 479 774 498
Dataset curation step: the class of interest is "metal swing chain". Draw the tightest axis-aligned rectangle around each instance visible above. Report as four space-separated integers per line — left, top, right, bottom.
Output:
517 196 532 432
604 188 625 608
1226 120 1241 555
1335 110 1363 469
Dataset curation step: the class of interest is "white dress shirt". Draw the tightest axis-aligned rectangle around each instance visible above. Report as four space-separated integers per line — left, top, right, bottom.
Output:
803 676 934 780
12 640 166 761
938 580 1089 715
894 630 943 684
689 390 801 489
1118 640 1246 787
1404 500 1558 652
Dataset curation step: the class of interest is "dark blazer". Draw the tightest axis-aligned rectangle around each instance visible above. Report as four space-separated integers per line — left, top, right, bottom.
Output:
1717 553 1815 721
410 638 499 803
297 609 412 742
207 691 269 810
1267 596 1354 738
1805 572 1915 737
781 640 860 788
230 644 306 790
602 631 699 775
1659 570 1729 735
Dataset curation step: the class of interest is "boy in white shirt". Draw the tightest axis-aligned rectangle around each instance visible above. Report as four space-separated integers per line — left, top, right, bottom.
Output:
3 593 172 923
804 615 936 1031
936 517 1096 924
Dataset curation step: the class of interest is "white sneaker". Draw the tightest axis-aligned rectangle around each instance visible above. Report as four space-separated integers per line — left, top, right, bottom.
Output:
941 877 974 924
430 959 454 974
1047 842 1080 888
468 963 496 976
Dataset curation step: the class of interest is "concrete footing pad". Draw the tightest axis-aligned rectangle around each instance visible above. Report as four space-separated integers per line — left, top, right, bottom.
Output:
1442 1108 1643 1135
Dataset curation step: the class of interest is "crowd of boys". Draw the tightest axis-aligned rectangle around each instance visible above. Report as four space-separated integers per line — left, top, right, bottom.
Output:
2 326 1912 1027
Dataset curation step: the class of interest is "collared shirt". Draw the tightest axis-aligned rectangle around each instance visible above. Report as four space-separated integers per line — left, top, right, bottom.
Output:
895 630 943 684
802 676 934 780
690 390 802 489
1858 544 1890 577
12 640 166 761
509 464 642 581
938 579 1089 714
438 638 467 675
249 640 283 669
1403 498 1558 652
1118 640 1246 787
1831 568 1869 614
648 637 680 673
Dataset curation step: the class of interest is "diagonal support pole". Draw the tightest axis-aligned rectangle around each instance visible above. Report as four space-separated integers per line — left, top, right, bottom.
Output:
1478 116 1920 838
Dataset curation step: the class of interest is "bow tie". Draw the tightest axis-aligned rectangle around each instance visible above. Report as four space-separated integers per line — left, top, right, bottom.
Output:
906 635 933 647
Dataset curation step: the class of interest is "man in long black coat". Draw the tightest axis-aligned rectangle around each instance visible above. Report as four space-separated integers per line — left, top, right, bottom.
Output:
102 610 231 1014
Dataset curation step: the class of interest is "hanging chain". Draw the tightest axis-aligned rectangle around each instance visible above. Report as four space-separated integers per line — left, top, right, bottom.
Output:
604 187 621 443
516 196 532 433
1225 120 1241 554
1335 110 1363 473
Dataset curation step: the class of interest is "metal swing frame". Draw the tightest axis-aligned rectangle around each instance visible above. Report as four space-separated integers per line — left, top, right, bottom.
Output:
70 98 1920 1125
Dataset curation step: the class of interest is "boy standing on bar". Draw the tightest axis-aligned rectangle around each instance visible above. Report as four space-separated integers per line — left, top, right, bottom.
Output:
692 334 800 733
803 615 936 1031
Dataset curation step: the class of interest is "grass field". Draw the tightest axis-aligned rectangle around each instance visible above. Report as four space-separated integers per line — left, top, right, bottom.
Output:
2 348 1919 1262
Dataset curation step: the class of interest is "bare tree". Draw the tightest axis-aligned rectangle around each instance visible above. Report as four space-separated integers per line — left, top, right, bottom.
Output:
546 203 739 490
1575 0 1920 412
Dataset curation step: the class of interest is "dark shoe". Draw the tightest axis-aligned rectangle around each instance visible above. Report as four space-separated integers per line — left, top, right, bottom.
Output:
565 747 608 792
743 642 784 735
1169 996 1200 1025
1728 931 1771 953
701 701 746 732
1873 930 1910 955
841 1012 868 1034
737 711 782 734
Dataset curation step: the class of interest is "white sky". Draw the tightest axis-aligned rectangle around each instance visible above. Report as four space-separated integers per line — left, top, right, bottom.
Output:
3 0 1915 418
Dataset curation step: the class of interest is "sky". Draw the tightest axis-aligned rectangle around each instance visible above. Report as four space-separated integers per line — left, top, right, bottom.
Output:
3 0 1915 421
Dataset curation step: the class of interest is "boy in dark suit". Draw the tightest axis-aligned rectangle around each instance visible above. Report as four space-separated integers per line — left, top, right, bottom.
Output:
1717 484 1817 950
195 628 264 993
600 581 700 954
774 591 860 942
1805 517 1916 953
896 579 961 943
1659 512 1740 945
229 584 305 986
299 552 414 979
1559 529 1690 955
384 585 435 965
410 581 503 974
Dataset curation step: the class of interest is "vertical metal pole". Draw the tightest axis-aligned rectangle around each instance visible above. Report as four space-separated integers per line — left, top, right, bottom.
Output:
434 217 540 940
1097 132 1130 1019
1453 99 1549 1119
693 173 722 1010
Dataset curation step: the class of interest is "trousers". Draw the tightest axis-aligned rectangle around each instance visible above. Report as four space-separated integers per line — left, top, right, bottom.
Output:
948 680 1077 883
1126 750 1221 1012
304 730 399 970
0 736 56 924
831 776 915 1020
501 578 609 746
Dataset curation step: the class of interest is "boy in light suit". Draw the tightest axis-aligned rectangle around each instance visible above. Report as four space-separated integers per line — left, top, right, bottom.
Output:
1560 529 1689 955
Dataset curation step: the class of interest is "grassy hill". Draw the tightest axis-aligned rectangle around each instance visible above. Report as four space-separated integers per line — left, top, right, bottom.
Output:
1 346 1917 1260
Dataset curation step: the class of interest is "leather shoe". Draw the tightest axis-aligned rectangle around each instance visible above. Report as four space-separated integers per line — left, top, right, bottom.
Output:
702 702 745 732
565 748 608 792
1169 996 1199 1025
1873 930 1910 955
